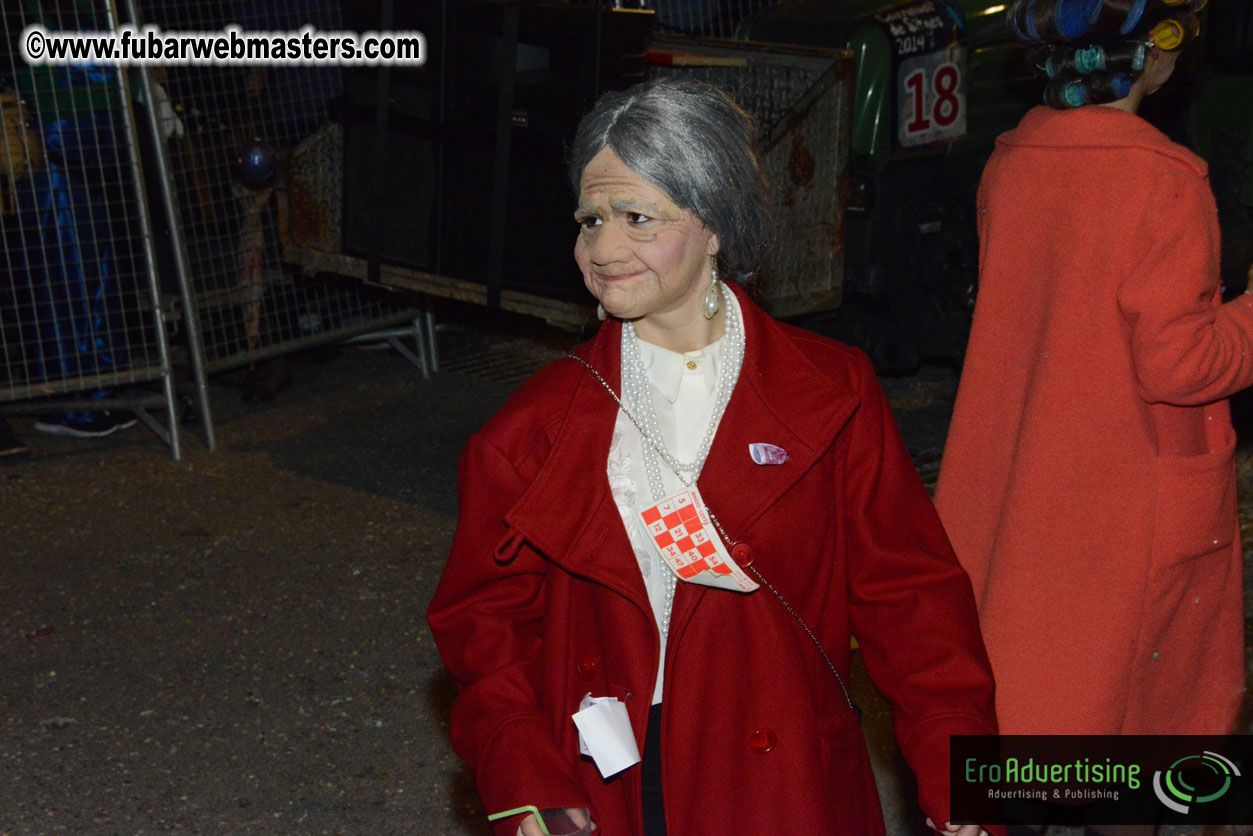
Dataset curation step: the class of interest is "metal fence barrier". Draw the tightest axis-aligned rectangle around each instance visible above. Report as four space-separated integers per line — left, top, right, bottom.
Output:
1 0 187 453
1 0 430 459
132 0 424 379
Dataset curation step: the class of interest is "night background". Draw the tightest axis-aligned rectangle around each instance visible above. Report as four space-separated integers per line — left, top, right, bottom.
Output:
1 1 1250 833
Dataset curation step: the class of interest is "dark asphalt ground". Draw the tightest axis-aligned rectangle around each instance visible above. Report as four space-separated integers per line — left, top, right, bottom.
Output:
1 310 1248 836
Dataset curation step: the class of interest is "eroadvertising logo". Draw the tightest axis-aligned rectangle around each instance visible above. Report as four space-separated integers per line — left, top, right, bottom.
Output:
951 735 1252 827
1152 751 1241 814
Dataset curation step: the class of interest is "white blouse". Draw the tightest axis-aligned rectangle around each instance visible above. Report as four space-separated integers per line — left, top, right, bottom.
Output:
606 294 739 704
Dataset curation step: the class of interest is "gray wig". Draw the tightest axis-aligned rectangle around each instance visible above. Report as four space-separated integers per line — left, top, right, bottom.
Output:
568 77 770 286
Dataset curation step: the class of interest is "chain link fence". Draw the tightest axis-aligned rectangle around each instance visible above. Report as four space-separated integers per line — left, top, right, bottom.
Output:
1 0 186 450
1 0 429 458
134 0 423 380
647 0 782 39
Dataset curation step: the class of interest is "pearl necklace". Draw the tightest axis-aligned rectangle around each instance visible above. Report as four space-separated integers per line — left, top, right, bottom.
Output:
619 286 746 638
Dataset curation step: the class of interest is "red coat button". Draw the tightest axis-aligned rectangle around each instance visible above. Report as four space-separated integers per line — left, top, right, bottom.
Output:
576 656 598 681
731 543 754 567
749 728 776 753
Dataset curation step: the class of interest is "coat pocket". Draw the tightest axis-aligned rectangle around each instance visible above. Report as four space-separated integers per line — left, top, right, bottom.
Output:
1128 426 1242 732
1147 427 1237 572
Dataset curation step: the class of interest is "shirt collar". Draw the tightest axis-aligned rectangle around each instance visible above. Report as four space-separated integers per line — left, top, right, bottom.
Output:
636 328 724 404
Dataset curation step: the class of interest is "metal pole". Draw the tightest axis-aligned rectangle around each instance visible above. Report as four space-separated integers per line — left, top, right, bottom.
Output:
107 0 182 459
424 300 439 374
123 0 216 452
433 0 449 275
485 2 520 310
367 0 395 287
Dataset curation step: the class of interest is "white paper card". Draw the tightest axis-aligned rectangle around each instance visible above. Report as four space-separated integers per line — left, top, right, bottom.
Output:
576 693 609 757
572 697 640 778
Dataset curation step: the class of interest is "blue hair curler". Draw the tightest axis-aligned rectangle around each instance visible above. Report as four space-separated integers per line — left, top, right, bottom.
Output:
1007 0 1043 42
1074 45 1107 72
1088 0 1148 35
1131 42 1146 70
1055 0 1091 38
1110 72 1133 98
1022 0 1041 41
1120 0 1147 34
1062 81 1090 107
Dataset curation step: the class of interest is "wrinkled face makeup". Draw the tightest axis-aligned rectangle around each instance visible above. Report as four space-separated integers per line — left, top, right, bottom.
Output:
574 147 718 326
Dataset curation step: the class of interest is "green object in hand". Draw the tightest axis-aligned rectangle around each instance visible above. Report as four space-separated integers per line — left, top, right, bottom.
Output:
487 805 551 836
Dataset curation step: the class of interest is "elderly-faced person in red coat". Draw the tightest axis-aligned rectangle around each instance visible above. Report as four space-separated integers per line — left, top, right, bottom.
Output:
936 0 1246 746
428 77 998 836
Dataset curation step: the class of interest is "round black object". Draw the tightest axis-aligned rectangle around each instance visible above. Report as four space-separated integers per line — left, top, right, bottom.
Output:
236 140 277 189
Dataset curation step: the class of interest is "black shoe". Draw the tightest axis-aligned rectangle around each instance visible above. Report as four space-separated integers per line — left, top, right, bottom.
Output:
34 411 138 438
0 418 30 463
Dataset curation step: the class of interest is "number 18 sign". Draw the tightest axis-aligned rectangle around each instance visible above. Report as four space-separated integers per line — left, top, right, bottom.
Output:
898 46 967 148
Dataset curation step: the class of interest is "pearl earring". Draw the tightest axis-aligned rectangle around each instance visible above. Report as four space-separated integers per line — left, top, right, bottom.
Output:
597 303 607 321
703 263 721 320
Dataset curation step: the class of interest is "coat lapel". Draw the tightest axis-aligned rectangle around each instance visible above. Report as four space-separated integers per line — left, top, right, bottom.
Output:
699 284 861 534
503 322 654 614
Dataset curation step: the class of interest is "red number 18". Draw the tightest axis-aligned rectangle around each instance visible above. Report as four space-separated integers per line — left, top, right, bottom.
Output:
905 62 961 134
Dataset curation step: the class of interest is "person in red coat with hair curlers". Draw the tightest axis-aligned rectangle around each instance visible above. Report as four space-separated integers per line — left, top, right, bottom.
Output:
937 0 1245 740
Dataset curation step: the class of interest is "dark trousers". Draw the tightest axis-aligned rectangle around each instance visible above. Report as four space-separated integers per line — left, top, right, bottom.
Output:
642 703 666 836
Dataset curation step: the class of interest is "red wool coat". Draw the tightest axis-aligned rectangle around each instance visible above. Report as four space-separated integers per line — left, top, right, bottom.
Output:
935 106 1249 736
428 286 997 836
